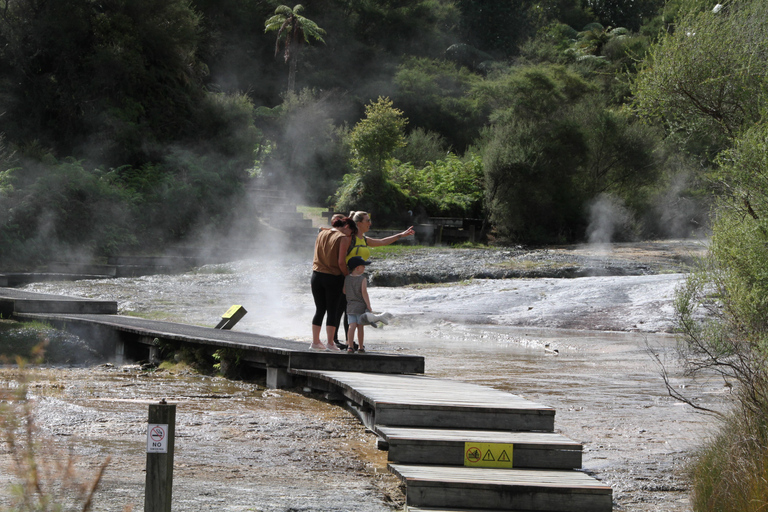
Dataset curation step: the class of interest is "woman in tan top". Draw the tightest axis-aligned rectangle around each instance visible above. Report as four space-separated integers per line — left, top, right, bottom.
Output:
310 216 356 350
333 211 414 348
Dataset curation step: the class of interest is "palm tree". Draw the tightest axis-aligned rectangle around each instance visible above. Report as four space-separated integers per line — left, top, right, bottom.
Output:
264 4 326 92
576 23 628 56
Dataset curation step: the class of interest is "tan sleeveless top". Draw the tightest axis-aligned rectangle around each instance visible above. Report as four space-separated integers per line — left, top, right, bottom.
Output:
312 229 346 275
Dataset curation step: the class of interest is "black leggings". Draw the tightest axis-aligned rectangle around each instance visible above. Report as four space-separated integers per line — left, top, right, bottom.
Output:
311 271 345 328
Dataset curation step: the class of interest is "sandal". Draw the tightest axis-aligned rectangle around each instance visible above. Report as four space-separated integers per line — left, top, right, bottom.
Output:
347 347 355 353
358 347 365 353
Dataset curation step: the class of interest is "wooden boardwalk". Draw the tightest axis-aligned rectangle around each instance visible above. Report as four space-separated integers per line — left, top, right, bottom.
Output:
378 427 583 469
1 287 613 511
389 465 612 511
0 289 424 385
292 370 555 431
289 370 612 511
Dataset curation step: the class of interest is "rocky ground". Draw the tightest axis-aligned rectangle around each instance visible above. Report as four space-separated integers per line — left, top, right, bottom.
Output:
369 240 703 286
0 239 722 512
0 364 403 512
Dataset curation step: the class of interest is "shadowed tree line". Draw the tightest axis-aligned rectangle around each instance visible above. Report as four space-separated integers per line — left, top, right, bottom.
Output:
0 0 710 268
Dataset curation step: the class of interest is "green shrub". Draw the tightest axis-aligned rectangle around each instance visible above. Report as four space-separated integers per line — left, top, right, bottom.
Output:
388 152 484 218
333 171 412 227
392 128 447 169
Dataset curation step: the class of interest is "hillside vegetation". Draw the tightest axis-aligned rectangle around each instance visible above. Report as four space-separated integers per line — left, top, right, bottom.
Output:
0 0 708 267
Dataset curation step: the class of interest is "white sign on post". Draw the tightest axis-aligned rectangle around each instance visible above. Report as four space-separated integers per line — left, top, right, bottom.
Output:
147 423 168 453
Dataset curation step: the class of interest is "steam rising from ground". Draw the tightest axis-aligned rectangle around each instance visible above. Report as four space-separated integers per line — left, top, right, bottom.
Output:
586 193 634 245
652 171 708 239
585 172 709 246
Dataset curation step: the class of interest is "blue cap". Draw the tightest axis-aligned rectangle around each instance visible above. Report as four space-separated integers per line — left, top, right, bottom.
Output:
347 256 370 271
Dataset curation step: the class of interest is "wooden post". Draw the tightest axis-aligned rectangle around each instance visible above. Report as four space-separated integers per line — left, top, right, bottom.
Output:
267 366 293 389
145 400 176 512
321 207 336 225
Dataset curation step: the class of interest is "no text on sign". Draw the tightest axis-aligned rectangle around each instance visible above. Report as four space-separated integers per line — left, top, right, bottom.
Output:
147 423 169 453
464 442 514 468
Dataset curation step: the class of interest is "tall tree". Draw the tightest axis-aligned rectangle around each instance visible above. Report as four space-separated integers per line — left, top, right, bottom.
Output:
633 1 768 159
333 97 410 225
349 96 407 180
264 4 326 92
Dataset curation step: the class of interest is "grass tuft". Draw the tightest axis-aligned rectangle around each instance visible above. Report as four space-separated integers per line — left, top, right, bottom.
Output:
690 402 768 511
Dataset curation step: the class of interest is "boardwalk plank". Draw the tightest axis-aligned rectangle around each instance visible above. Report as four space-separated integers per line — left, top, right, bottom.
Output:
13 311 424 374
390 464 612 512
378 426 582 469
0 288 117 315
295 370 556 431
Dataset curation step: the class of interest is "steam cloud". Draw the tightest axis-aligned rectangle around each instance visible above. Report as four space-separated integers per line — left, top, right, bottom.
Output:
586 193 634 246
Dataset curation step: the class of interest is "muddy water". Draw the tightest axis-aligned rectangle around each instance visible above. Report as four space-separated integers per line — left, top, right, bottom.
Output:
7 243 726 511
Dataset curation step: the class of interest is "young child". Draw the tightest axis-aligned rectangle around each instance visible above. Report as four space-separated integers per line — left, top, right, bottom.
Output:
343 256 372 353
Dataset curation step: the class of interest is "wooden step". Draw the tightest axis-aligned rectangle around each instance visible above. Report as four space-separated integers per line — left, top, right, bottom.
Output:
378 426 582 470
389 464 612 512
296 371 555 431
0 289 118 315
244 186 286 199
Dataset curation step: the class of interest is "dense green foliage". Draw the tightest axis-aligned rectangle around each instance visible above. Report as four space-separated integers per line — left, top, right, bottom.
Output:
392 153 484 218
480 64 662 242
0 0 712 267
633 1 768 509
633 0 768 159
393 57 484 152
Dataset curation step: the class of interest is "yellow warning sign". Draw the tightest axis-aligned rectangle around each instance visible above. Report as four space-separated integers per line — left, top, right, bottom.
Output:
222 305 244 319
464 442 514 468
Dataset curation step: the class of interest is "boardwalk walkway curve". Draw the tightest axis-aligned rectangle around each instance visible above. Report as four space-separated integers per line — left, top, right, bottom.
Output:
0 287 613 511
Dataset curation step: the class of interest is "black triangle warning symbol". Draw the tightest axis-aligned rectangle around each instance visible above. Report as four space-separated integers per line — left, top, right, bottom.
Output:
482 450 495 462
498 450 511 462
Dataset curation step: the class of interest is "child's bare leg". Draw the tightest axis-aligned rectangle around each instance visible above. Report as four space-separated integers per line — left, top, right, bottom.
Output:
347 324 358 351
358 325 364 350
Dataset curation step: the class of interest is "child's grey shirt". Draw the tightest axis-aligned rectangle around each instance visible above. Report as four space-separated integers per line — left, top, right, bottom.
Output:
345 274 368 315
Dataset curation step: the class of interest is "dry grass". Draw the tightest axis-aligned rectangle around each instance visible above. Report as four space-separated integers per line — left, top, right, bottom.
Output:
690 403 768 511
